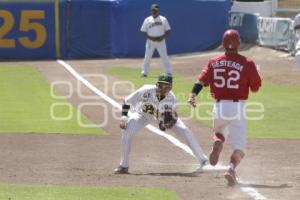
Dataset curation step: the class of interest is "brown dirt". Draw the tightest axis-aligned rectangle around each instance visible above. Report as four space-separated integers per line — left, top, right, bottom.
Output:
0 46 299 200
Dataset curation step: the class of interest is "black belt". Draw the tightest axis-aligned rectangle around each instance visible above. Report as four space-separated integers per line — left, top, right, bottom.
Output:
216 99 239 102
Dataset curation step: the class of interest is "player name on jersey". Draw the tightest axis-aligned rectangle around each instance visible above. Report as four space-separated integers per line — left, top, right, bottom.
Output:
149 21 163 29
211 60 244 72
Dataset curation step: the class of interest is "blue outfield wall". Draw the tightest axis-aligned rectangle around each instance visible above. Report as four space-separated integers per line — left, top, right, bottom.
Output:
0 1 67 59
67 0 113 58
0 0 231 59
229 12 259 43
112 0 231 57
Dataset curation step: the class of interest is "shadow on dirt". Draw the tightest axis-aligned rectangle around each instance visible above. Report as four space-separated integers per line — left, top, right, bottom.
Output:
130 172 202 177
239 183 292 189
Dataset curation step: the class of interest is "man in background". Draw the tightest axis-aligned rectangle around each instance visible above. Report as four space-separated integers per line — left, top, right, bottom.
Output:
140 4 172 77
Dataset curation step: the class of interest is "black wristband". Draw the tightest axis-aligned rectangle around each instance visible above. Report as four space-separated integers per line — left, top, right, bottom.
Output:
122 104 130 116
191 83 203 95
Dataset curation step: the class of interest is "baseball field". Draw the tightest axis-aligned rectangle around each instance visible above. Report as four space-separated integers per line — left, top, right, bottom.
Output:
0 46 299 200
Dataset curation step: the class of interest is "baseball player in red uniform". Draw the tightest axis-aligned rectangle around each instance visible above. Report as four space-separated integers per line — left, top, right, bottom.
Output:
187 29 262 186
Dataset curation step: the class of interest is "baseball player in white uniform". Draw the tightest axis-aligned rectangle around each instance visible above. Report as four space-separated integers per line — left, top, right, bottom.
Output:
140 4 172 77
114 73 208 174
293 13 300 69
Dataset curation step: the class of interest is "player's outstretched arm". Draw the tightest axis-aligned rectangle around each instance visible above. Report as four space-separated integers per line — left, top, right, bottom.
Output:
187 93 197 108
187 81 203 108
249 63 262 93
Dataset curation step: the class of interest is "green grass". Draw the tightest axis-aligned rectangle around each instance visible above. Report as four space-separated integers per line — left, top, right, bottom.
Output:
0 184 179 200
0 65 105 135
247 83 300 139
108 67 300 139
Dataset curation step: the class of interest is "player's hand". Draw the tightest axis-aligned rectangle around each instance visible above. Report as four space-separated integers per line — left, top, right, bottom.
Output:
120 116 129 130
187 93 197 108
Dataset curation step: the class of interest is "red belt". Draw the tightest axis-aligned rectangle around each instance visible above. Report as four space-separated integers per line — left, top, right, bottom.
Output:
216 99 239 102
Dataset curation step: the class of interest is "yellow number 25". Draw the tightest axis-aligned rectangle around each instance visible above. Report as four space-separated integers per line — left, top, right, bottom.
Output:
0 10 46 49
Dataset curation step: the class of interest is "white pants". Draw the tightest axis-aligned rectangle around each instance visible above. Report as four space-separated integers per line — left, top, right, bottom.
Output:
141 39 172 75
119 113 207 168
212 100 247 150
295 30 300 69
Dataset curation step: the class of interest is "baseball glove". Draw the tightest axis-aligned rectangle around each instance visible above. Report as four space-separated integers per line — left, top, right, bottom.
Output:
159 111 178 131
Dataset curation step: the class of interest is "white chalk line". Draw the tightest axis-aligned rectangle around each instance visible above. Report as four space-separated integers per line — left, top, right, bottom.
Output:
149 162 228 172
57 59 267 200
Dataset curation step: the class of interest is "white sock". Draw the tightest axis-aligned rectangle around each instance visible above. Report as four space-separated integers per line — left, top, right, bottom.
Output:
229 162 235 170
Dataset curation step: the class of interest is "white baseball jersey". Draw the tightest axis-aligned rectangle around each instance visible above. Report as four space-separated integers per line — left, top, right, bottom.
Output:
124 84 176 121
140 15 172 76
140 15 171 37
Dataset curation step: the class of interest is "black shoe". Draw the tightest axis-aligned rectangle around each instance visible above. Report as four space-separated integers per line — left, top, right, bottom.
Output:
141 74 147 77
114 165 129 174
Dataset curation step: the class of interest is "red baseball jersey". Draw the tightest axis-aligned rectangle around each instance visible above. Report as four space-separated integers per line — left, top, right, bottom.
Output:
198 52 262 100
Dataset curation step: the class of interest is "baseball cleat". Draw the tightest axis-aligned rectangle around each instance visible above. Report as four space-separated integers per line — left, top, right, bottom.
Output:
200 159 208 168
224 168 238 186
194 167 204 174
209 141 223 166
194 159 208 173
114 165 129 174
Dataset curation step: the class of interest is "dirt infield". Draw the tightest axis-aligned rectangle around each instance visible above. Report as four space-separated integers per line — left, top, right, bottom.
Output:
0 46 299 200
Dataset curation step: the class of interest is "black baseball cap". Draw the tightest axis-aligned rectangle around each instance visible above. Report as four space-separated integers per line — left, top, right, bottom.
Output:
151 4 159 11
157 73 172 85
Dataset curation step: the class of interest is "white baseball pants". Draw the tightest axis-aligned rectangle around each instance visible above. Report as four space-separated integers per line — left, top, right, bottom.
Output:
212 100 247 150
119 113 207 168
295 30 300 69
141 39 172 75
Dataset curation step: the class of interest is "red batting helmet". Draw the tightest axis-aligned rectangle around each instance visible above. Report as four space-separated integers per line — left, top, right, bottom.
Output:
222 29 240 49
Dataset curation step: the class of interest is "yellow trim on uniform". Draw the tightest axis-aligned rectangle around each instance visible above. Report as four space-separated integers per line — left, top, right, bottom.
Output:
54 0 61 58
